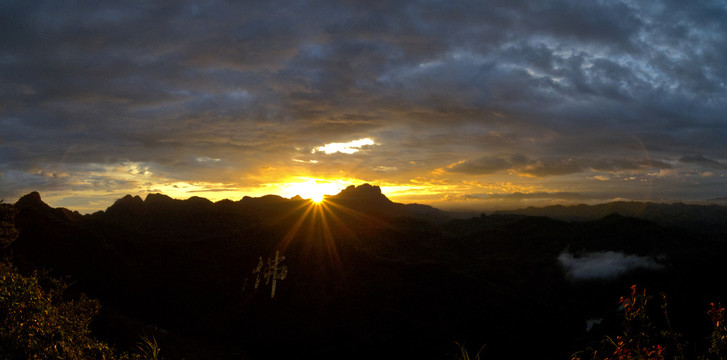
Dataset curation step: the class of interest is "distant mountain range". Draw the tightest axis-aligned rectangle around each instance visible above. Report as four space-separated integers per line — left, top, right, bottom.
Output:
100 183 447 224
494 201 727 233
6 185 727 359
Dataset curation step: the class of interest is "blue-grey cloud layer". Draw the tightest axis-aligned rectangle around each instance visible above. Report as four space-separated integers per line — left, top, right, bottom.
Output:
2 0 726 208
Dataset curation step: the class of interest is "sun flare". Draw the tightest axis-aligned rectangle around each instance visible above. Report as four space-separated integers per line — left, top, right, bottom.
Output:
310 192 325 203
280 178 346 203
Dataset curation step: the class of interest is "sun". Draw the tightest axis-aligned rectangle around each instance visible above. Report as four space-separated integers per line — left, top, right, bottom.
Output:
282 178 343 203
310 192 325 204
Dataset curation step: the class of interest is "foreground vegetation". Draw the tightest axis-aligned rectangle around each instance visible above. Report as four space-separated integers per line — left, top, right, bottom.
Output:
1 202 159 359
0 258 167 360
4 258 727 360
570 285 727 360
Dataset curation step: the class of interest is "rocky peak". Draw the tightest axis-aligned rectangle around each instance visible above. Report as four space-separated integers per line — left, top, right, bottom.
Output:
15 192 57 218
104 194 144 216
331 184 389 202
15 191 45 209
109 194 143 208
144 193 174 204
14 192 83 222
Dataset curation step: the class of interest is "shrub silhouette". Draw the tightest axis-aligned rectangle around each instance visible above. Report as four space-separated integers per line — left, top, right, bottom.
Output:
571 286 671 359
0 201 19 248
0 203 154 360
572 285 727 360
0 259 118 359
707 302 727 359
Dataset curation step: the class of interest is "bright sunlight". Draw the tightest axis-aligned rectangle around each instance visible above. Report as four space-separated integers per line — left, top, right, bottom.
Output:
279 178 348 203
311 138 375 154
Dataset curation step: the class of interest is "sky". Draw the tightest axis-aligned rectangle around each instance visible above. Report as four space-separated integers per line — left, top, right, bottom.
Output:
1 0 726 213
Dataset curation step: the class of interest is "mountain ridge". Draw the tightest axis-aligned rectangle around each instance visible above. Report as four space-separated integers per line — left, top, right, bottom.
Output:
96 183 448 224
15 188 727 236
494 200 727 233
6 186 727 359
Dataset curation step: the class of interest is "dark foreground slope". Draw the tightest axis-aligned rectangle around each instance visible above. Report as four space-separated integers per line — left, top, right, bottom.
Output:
9 186 727 359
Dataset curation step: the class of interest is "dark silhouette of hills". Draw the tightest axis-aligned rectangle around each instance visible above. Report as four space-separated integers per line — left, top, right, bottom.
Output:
101 183 445 225
326 183 447 220
494 201 727 233
7 186 727 359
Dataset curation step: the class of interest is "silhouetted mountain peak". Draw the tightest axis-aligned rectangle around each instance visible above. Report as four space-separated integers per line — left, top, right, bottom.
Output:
15 191 52 219
185 196 213 206
144 193 174 204
121 194 144 205
330 184 391 203
15 192 60 218
15 192 82 221
109 194 143 207
105 194 144 217
241 194 287 206
15 191 45 209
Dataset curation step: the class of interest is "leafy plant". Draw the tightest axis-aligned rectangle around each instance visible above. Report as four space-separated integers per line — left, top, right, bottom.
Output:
571 285 718 360
605 285 669 360
0 259 117 359
707 302 727 359
0 202 155 359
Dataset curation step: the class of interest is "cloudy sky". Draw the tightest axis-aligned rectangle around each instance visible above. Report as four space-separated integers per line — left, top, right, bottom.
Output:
2 0 726 213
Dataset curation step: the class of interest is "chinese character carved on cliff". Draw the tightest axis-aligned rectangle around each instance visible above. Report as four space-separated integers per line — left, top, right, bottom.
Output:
252 250 288 298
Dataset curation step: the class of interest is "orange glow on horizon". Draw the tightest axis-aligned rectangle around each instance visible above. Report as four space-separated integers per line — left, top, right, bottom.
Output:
35 169 554 214
273 177 350 203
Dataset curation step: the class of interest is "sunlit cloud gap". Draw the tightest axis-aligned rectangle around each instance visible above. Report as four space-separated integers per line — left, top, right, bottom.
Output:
312 138 375 154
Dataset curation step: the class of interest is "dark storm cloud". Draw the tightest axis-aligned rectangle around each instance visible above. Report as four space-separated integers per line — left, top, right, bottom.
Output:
517 158 584 177
446 155 583 177
450 191 588 202
679 155 727 170
445 155 671 177
446 157 511 175
590 159 673 172
1 0 726 207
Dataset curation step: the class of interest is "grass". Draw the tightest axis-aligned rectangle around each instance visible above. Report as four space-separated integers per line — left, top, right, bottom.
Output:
455 342 486 360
